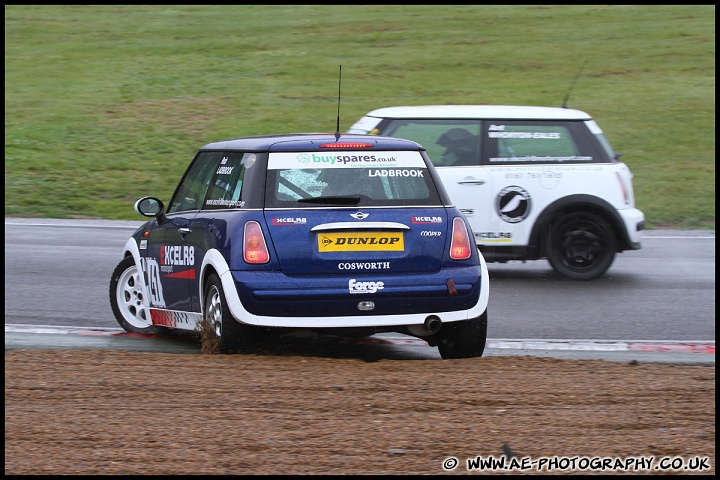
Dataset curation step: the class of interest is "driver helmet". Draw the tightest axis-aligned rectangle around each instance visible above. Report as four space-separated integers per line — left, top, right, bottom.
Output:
437 128 474 148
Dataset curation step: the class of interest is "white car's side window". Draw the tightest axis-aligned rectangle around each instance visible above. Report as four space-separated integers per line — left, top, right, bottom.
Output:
380 120 481 167
485 123 584 165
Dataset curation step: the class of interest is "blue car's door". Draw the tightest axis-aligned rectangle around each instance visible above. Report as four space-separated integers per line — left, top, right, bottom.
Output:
141 211 199 314
140 150 225 321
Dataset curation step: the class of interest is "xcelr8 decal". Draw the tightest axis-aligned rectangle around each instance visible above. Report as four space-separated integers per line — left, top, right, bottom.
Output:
496 186 532 223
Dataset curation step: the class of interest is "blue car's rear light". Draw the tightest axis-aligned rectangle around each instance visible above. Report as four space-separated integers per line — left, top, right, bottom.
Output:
449 217 472 260
243 221 270 264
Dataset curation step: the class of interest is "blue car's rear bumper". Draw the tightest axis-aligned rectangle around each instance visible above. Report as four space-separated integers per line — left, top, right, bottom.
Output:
218 263 488 328
233 266 482 317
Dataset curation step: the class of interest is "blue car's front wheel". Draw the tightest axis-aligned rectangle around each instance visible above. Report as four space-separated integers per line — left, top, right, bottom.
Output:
109 256 159 334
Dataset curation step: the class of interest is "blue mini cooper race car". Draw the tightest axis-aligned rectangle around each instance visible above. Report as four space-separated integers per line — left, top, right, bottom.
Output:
109 133 490 359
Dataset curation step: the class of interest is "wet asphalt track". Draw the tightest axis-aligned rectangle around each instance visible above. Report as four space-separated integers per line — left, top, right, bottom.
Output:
4 219 715 365
3 322 714 365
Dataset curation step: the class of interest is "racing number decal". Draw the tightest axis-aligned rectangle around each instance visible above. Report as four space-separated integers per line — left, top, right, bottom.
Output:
141 257 166 308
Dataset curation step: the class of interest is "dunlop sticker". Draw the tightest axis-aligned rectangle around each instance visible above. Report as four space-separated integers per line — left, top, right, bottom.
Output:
318 232 404 252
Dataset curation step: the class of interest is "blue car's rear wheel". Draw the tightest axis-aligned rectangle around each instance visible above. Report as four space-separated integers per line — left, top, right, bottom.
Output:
436 310 488 359
204 273 255 354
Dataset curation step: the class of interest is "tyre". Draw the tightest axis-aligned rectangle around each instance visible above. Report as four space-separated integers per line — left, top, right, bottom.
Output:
204 273 255 354
547 211 617 281
437 310 488 360
109 256 160 334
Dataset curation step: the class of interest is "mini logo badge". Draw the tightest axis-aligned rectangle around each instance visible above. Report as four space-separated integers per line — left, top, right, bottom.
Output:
496 186 531 223
350 212 369 220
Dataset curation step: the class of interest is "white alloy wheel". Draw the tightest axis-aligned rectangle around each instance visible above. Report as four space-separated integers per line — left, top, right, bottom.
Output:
110 256 156 333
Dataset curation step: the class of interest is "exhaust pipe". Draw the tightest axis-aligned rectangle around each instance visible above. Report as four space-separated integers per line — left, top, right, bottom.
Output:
406 315 442 337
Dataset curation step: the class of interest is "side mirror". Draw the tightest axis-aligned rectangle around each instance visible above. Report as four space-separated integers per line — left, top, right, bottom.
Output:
134 197 166 223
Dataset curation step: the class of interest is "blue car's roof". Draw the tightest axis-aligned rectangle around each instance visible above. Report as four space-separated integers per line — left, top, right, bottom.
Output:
199 133 425 152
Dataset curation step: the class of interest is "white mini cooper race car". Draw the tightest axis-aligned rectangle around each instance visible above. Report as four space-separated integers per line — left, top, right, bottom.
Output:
349 105 646 280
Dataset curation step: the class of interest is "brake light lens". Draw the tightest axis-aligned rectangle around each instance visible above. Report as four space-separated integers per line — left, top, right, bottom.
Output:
319 142 374 149
449 217 472 260
243 221 270 264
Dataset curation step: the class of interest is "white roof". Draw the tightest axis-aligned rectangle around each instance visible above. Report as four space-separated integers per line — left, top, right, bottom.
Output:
363 105 593 121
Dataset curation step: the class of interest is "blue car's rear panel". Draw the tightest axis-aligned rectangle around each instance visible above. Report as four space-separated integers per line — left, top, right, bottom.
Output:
240 206 482 317
232 265 482 317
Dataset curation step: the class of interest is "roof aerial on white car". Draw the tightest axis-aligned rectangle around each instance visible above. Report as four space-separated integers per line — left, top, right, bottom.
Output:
363 105 593 121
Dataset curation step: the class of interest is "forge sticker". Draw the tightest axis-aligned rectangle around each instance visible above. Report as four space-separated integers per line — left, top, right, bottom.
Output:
496 186 532 223
349 279 385 294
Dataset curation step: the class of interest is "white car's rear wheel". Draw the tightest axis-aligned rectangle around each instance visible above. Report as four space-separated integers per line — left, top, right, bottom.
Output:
547 211 617 281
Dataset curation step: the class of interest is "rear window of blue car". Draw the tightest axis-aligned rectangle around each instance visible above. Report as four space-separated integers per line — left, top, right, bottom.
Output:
264 150 442 208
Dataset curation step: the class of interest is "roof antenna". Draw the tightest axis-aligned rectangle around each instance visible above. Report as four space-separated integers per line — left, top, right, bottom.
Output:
334 64 342 141
562 61 587 109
